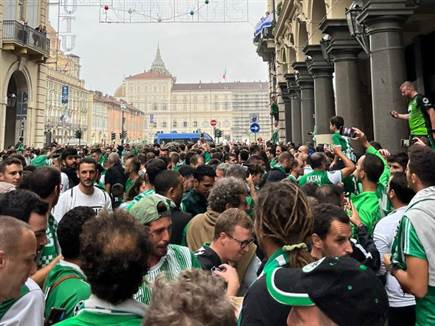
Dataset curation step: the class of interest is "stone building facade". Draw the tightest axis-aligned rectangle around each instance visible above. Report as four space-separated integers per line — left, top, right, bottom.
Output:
45 24 91 145
90 92 145 145
0 0 50 149
115 47 271 143
255 0 435 153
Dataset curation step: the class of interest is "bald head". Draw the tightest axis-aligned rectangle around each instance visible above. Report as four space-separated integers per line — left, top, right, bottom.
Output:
0 216 32 254
400 81 415 91
400 81 417 98
0 215 37 302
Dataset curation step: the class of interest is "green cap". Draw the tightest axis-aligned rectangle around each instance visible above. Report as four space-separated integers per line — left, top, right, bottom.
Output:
129 194 171 225
31 155 49 167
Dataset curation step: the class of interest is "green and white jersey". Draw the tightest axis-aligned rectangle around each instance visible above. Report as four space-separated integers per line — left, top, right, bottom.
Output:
134 244 200 304
38 214 60 267
391 187 435 325
332 132 356 162
408 94 432 136
298 170 342 186
392 216 435 325
127 189 155 211
56 295 146 326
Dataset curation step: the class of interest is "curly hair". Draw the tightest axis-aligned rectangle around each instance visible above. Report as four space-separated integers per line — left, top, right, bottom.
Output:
80 210 149 304
57 206 96 260
255 182 313 268
143 269 236 326
208 177 248 213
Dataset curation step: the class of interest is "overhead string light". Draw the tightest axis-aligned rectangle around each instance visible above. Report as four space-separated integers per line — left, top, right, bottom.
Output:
97 0 248 24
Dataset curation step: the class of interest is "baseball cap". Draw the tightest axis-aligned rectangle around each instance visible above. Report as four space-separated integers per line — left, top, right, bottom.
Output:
129 194 171 225
266 256 388 325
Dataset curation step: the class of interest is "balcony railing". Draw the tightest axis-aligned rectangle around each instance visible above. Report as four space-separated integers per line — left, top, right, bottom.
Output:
2 20 50 58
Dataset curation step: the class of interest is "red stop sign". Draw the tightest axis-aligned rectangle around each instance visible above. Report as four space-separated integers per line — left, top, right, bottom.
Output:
210 119 217 127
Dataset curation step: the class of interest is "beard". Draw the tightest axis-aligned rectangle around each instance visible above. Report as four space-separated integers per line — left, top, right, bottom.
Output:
152 242 169 258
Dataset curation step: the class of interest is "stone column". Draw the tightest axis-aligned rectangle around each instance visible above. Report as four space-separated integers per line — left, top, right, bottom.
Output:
278 81 292 143
0 2 4 150
304 44 335 135
34 63 48 147
321 19 367 132
360 2 413 153
286 73 302 145
293 62 314 144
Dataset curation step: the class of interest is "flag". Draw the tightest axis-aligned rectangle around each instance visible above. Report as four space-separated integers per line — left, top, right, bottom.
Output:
222 69 227 80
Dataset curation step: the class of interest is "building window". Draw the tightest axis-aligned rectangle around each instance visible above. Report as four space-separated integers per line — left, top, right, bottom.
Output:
153 103 157 111
172 120 177 128
183 121 188 128
193 121 198 128
162 121 167 128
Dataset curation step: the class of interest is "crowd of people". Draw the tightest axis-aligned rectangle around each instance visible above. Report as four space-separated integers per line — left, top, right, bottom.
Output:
0 96 434 325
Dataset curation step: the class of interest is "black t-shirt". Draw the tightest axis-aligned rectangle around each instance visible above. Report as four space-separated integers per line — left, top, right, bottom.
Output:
170 208 192 245
105 162 127 191
239 274 290 326
195 245 222 271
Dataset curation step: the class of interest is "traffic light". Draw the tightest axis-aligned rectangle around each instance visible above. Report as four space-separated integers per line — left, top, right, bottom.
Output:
75 129 82 139
214 128 222 138
111 132 115 141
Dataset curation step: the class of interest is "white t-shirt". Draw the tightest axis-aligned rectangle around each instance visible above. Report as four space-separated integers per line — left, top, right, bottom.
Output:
0 278 44 326
60 172 70 193
53 185 112 223
374 206 416 307
326 170 342 184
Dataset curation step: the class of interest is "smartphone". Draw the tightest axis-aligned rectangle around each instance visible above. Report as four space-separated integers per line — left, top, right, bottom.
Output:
211 266 224 273
401 139 410 147
340 127 356 138
45 307 66 325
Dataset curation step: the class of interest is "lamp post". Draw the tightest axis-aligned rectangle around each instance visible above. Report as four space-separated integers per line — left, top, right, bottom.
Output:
345 0 370 54
121 103 127 145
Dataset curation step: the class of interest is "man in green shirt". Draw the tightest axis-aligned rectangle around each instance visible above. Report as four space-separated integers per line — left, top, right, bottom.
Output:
130 195 200 304
181 165 216 216
28 167 62 271
124 155 140 194
391 81 435 146
389 145 435 326
56 209 149 326
43 207 95 321
351 128 390 235
298 146 355 187
330 115 356 162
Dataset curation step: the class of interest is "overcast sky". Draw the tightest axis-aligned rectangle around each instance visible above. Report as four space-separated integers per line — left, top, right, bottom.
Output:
48 1 269 95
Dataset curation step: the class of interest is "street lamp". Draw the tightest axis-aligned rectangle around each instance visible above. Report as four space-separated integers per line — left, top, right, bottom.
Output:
320 33 332 62
345 0 370 54
121 102 127 145
7 93 17 107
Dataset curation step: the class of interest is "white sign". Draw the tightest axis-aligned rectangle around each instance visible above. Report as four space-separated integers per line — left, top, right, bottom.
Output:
250 113 259 123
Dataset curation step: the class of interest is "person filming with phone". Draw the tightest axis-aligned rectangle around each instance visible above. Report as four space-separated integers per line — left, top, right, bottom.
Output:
390 81 435 148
